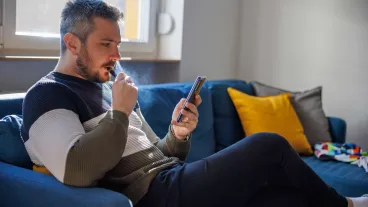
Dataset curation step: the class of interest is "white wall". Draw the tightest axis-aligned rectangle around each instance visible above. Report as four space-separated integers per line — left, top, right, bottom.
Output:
179 0 241 82
157 0 184 60
239 0 368 148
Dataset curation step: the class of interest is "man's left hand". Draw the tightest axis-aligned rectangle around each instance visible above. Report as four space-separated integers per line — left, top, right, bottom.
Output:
171 95 202 140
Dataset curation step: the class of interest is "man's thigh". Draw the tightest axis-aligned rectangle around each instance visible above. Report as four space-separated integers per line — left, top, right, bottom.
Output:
179 136 280 207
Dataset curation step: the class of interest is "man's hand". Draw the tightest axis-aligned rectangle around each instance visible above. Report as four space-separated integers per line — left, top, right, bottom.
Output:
171 95 202 140
112 72 138 116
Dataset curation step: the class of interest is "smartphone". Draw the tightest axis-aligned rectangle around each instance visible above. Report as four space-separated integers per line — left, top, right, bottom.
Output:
176 76 207 122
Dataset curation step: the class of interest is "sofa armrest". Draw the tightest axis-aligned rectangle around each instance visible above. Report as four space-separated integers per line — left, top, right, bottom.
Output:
327 117 347 144
0 162 132 207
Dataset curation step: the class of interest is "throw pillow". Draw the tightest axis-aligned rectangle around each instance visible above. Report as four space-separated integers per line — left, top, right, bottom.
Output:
227 87 313 155
0 114 33 168
251 81 332 146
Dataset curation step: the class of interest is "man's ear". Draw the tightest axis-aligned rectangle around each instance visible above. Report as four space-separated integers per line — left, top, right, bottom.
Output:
63 33 81 55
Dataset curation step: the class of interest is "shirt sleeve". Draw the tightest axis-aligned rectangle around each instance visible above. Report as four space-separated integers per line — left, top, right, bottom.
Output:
22 83 129 187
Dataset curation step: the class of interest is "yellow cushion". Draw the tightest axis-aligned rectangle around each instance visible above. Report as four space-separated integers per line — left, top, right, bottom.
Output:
227 87 313 155
33 165 52 175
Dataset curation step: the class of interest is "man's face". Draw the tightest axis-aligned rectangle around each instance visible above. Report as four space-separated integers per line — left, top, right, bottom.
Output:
76 17 121 83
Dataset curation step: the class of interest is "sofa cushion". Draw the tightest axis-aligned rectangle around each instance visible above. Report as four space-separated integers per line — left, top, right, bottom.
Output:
0 93 25 118
328 117 347 144
251 82 332 147
0 115 32 169
227 88 313 155
0 162 133 207
206 80 254 152
137 83 215 162
302 156 368 197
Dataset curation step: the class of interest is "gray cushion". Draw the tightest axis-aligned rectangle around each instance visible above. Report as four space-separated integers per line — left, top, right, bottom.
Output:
251 81 332 146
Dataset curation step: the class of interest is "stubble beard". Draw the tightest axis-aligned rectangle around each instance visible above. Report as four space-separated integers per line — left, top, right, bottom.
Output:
75 46 105 83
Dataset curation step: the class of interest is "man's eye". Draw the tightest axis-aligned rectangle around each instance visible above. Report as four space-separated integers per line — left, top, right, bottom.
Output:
102 43 110 47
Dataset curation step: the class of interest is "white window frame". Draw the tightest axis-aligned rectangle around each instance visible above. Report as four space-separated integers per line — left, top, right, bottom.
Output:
0 0 158 58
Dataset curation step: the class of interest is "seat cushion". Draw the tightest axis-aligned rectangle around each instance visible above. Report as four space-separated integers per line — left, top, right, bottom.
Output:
206 80 254 152
0 114 32 169
138 82 215 162
302 156 368 197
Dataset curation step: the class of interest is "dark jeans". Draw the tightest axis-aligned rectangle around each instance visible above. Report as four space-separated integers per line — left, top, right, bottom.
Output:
136 133 348 207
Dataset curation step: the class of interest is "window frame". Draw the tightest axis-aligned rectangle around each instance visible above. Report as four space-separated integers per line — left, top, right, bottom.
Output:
0 0 158 58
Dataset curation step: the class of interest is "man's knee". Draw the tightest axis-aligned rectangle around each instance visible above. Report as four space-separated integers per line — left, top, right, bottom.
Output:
245 132 290 150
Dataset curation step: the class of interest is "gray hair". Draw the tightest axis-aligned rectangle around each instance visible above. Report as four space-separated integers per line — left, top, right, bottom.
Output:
60 0 124 55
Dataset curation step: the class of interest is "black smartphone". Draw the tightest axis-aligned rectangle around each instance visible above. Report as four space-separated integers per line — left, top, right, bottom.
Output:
176 76 207 122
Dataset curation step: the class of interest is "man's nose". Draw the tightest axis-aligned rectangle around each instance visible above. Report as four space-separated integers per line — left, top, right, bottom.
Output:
110 48 121 61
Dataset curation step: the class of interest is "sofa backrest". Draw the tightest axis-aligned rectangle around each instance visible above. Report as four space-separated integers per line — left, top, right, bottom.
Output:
0 93 25 118
205 80 255 151
137 82 216 162
0 79 346 168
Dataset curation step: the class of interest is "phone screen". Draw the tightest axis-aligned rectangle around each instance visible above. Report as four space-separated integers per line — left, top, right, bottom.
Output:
176 76 206 123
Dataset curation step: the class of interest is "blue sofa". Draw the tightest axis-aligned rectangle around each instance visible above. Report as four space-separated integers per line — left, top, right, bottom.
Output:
0 79 367 206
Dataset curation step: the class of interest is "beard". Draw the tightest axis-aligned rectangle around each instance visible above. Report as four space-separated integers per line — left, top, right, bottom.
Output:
75 47 113 83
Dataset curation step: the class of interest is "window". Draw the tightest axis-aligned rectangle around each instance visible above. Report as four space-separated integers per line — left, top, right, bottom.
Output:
0 0 157 58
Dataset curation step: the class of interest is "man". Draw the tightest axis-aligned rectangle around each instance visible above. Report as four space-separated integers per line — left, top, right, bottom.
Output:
21 1 366 207
21 0 199 203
